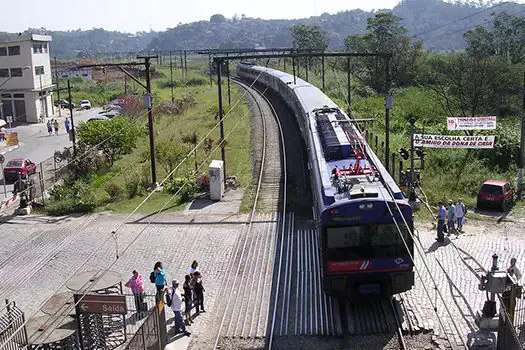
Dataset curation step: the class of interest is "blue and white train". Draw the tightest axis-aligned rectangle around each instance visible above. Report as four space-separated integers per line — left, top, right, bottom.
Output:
237 63 414 297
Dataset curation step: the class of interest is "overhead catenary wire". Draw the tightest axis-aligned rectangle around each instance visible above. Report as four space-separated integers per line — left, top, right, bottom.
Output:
1 68 269 348
25 69 273 350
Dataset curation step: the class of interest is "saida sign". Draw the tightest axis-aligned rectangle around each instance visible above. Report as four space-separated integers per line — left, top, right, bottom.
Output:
414 134 495 149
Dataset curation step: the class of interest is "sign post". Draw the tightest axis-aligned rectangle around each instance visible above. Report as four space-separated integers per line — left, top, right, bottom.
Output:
0 154 6 197
74 294 127 315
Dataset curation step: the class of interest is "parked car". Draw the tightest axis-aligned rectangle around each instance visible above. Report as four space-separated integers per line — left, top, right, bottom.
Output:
2 158 37 182
54 99 76 109
80 100 92 110
87 116 110 122
476 180 514 212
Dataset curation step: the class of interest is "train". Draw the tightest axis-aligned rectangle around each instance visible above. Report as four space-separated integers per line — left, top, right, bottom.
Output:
237 63 415 297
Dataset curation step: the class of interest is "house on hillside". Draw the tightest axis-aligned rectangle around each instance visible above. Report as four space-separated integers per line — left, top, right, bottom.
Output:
0 33 54 124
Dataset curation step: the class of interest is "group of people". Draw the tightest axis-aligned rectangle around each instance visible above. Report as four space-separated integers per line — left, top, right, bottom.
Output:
151 260 205 336
436 199 467 242
46 118 71 136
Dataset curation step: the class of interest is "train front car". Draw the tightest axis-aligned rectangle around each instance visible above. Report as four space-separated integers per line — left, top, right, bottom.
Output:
309 106 415 298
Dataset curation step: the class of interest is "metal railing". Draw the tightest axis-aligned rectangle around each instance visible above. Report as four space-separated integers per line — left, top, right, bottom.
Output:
124 294 166 350
0 301 27 350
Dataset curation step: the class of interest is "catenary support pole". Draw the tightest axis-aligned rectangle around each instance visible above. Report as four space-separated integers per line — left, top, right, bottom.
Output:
54 57 61 118
180 50 183 71
519 69 525 200
292 56 296 84
209 52 213 87
322 55 325 91
226 58 231 105
347 57 351 116
67 80 76 157
144 57 157 185
217 60 226 181
306 58 309 81
170 51 174 102
385 56 392 173
184 50 188 76
409 119 415 199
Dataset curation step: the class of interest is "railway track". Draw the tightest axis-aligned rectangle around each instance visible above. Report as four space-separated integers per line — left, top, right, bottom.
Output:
212 78 286 348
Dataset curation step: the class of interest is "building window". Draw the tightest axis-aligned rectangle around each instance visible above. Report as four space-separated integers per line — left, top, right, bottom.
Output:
44 44 48 54
35 66 45 75
10 68 23 77
8 46 20 56
33 44 43 54
0 47 6 56
0 69 8 78
1 93 11 98
13 93 24 98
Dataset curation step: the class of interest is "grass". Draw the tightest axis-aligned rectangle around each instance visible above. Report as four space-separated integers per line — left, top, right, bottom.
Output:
72 59 252 214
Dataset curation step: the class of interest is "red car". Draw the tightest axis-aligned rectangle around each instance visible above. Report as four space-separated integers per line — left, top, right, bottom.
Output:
477 180 514 212
2 158 37 182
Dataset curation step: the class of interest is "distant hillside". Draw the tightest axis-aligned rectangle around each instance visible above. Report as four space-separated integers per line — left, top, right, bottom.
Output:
10 0 525 58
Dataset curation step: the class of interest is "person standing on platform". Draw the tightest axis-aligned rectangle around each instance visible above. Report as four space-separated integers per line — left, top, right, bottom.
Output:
46 119 53 135
193 271 205 314
183 274 193 325
153 261 166 302
447 200 456 235
456 198 466 233
168 280 190 336
65 118 71 134
125 270 145 312
53 119 59 135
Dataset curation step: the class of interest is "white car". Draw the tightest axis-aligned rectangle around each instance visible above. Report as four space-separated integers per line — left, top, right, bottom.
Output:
80 100 92 110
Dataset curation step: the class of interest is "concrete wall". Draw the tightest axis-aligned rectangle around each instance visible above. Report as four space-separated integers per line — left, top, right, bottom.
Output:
0 41 33 90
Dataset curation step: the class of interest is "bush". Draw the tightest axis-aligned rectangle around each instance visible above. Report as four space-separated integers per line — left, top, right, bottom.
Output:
165 176 199 202
124 174 141 199
46 179 97 215
105 183 123 201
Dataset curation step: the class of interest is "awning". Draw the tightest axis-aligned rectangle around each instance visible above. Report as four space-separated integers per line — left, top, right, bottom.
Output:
0 119 6 128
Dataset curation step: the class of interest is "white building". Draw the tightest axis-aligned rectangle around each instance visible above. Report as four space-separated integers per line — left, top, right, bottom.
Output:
60 69 92 81
0 33 54 124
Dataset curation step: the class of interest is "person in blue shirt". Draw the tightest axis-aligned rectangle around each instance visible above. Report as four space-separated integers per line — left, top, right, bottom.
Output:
65 118 71 134
154 261 166 302
447 200 456 235
436 202 446 242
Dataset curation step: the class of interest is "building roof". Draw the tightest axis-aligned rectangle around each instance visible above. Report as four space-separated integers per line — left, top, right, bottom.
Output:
0 33 52 44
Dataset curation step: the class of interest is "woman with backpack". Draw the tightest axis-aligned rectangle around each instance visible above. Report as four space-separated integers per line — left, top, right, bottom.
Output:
183 274 193 325
152 262 166 303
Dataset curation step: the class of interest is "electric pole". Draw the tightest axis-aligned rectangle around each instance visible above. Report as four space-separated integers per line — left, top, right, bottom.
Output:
385 56 392 173
137 55 158 185
170 51 174 103
519 70 525 199
67 80 76 156
54 57 61 118
409 118 416 201
216 60 226 180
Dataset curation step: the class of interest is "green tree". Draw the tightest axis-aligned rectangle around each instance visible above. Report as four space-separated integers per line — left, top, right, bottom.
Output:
290 24 330 51
182 132 198 171
154 138 186 175
76 117 142 165
345 12 424 92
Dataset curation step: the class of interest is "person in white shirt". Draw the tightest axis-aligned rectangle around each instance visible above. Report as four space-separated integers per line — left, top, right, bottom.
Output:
167 280 190 336
456 198 466 232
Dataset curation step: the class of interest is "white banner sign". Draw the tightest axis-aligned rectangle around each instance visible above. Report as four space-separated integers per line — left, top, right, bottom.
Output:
447 116 496 130
414 134 495 149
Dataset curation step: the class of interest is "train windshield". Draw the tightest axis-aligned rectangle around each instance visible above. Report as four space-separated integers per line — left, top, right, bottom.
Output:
325 223 412 260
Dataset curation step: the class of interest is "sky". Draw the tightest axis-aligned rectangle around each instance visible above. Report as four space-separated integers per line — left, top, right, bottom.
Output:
2 0 402 33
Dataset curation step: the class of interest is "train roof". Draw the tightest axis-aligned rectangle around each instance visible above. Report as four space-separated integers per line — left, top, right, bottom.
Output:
245 64 405 205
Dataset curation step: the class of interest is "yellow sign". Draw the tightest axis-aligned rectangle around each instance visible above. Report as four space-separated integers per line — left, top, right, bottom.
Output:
6 133 18 146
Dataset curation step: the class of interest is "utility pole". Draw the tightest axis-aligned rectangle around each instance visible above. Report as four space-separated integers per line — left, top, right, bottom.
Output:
519 69 525 200
216 60 226 181
138 55 158 185
124 75 127 95
170 51 174 103
409 119 416 200
385 56 392 173
67 80 76 156
226 58 231 105
180 50 183 71
184 50 188 76
292 56 296 84
321 54 325 91
347 57 351 116
54 57 61 118
209 52 213 87
305 58 309 81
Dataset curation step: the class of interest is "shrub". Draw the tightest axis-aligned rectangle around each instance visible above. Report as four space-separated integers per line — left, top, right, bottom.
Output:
165 176 199 202
105 183 123 201
46 179 97 215
124 174 141 199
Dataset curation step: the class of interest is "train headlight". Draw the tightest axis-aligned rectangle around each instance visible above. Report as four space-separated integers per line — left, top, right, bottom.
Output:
329 209 339 215
359 203 374 210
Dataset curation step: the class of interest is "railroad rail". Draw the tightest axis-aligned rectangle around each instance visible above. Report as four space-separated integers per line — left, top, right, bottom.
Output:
212 78 286 348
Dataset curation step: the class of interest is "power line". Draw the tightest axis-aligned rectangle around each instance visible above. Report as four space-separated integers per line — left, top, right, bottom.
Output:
414 1 509 38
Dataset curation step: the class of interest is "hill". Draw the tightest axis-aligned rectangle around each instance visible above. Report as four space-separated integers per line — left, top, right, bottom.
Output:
12 0 525 58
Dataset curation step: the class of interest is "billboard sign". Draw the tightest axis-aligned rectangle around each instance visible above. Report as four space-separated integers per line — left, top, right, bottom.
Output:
447 116 496 131
413 134 495 149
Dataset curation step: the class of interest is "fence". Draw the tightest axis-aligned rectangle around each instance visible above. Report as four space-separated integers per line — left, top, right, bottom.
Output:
0 301 27 350
124 294 167 350
497 293 525 350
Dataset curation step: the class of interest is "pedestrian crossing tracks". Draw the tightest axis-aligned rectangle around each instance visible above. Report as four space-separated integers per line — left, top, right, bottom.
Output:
216 212 408 341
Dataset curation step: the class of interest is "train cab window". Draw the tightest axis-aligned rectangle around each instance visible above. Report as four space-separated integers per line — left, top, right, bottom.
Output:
371 224 410 246
326 226 366 248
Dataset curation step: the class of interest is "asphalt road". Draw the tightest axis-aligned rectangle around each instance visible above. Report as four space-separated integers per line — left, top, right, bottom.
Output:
0 107 103 201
